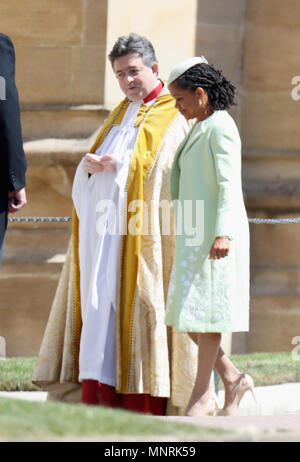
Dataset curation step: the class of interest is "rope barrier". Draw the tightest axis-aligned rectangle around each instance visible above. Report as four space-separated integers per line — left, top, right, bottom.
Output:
248 217 300 224
7 216 300 224
8 216 72 223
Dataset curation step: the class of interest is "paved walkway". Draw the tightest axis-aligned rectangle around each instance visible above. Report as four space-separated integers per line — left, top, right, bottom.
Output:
1 383 300 438
0 391 47 402
162 383 300 437
162 414 300 441
218 382 300 416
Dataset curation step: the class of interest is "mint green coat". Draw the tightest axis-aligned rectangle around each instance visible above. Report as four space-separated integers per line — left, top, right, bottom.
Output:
165 111 249 332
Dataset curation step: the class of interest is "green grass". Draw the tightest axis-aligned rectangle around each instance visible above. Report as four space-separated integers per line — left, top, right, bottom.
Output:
224 352 300 388
0 357 39 391
0 353 299 442
0 397 227 442
0 352 299 392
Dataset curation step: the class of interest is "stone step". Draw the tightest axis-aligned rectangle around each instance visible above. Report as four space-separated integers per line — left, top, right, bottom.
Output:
245 181 300 209
249 295 300 352
250 267 300 297
10 137 88 227
0 261 63 357
3 228 71 263
249 214 300 267
21 104 110 141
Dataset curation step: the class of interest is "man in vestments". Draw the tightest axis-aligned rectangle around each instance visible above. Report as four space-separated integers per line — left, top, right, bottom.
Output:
33 34 199 414
0 33 27 265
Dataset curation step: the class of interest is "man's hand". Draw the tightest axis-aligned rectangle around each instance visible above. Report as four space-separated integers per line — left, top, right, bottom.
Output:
99 155 117 172
8 187 27 213
209 236 230 260
84 153 117 174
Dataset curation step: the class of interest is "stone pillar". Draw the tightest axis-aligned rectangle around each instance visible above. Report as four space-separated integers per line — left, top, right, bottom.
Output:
104 0 198 107
195 0 246 129
242 0 300 352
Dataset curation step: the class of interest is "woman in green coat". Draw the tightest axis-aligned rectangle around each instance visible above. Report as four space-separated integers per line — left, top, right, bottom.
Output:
166 57 255 417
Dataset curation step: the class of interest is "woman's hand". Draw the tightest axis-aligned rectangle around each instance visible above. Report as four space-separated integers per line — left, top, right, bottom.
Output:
209 236 230 260
84 153 117 174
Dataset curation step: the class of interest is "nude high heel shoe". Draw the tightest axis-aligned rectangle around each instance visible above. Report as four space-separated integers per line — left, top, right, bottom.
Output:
217 373 257 416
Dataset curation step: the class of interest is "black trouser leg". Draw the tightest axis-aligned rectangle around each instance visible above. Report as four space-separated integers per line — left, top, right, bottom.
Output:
0 192 8 266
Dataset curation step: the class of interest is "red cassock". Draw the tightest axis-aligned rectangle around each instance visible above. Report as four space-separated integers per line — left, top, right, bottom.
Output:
82 379 166 415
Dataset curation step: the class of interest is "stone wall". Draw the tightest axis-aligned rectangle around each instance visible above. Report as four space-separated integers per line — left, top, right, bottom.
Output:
0 0 109 140
242 0 300 352
195 0 246 127
0 0 299 356
0 0 109 355
103 0 198 106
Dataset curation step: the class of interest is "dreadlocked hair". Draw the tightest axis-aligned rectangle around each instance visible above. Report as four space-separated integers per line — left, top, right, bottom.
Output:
175 63 236 111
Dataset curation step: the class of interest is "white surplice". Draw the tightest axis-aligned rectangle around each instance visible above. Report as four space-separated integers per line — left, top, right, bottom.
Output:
72 100 143 385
